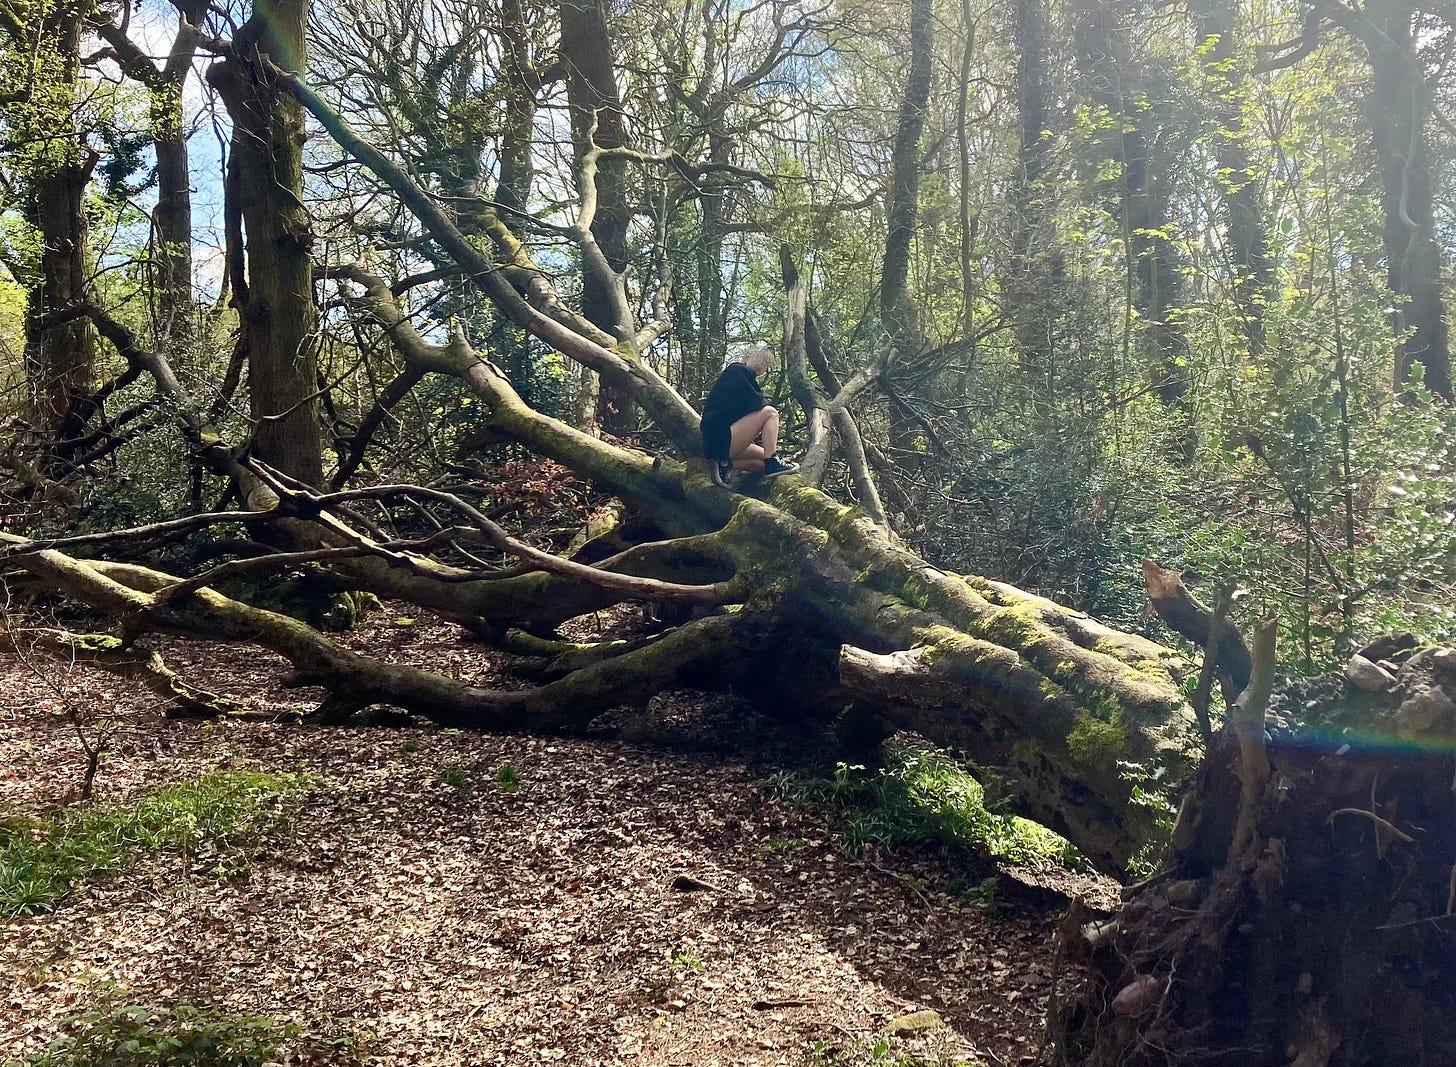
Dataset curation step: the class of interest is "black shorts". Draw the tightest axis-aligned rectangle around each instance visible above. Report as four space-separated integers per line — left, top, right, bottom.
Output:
701 419 731 460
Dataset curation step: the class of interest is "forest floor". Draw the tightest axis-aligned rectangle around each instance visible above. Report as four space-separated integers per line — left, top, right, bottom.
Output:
0 606 1114 1067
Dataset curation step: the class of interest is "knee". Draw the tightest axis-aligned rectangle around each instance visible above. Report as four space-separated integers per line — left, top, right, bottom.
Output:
764 405 779 420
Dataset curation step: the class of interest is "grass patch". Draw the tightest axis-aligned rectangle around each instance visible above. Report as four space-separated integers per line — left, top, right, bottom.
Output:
5 999 295 1067
439 762 471 792
668 950 704 972
0 771 304 917
805 1035 984 1066
496 763 520 793
769 742 1087 871
760 836 808 854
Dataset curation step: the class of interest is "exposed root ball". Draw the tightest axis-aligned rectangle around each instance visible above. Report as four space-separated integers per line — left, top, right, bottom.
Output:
1053 646 1456 1066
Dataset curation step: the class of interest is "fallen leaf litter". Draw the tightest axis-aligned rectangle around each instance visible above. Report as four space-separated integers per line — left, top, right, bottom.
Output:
1 607 1108 1065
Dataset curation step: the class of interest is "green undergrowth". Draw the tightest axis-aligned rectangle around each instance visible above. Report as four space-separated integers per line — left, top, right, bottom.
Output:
5 999 297 1067
805 1034 985 1067
770 743 1089 872
0 771 306 917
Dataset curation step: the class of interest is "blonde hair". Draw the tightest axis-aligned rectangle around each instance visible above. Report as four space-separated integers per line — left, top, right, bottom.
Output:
742 344 774 369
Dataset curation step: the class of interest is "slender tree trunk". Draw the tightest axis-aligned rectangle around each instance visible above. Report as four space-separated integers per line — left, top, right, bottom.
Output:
881 0 932 459
93 4 204 360
480 0 539 392
495 0 536 217
880 0 932 354
208 0 323 487
152 123 193 354
1190 0 1273 364
149 6 207 358
1073 0 1189 412
1005 0 1062 376
695 134 731 395
956 0 979 339
27 160 94 441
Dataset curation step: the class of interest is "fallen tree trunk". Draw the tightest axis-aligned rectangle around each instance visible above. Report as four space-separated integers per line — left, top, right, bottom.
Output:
2 432 1196 874
2 532 767 732
9 276 1199 876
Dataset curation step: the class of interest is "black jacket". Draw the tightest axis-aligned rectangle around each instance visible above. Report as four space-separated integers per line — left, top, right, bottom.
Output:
699 363 765 458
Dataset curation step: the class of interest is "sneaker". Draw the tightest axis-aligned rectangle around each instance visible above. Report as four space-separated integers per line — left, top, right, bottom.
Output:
710 459 732 487
761 456 800 478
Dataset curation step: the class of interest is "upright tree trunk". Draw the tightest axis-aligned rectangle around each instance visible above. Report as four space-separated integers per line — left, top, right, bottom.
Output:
208 0 323 487
152 123 193 354
694 133 731 396
1073 0 1190 412
149 5 208 358
880 0 932 357
881 0 933 460
1005 0 1062 376
495 0 536 217
27 163 94 443
559 0 638 434
1190 0 1273 364
492 0 540 388
17 7 95 445
956 0 979 339
94 3 204 359
1347 0 1452 399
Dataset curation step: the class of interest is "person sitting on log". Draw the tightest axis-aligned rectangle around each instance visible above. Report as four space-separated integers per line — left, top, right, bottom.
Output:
700 344 800 486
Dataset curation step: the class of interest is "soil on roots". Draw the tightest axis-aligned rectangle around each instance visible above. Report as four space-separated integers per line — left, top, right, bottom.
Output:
1055 647 1456 1067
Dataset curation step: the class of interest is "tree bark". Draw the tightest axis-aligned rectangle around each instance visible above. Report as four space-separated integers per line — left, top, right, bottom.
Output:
1345 0 1452 399
94 1 208 356
151 10 205 358
14 6 95 446
880 0 932 359
1142 559 1251 694
208 0 323 487
1005 0 1063 376
956 0 979 338
495 0 538 216
560 0 638 434
152 119 193 354
26 150 94 443
692 134 733 395
1073 0 1190 412
880 0 933 461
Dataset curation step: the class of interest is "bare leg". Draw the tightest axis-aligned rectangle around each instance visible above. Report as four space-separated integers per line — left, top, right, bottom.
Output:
758 406 780 459
729 406 779 461
731 444 766 472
